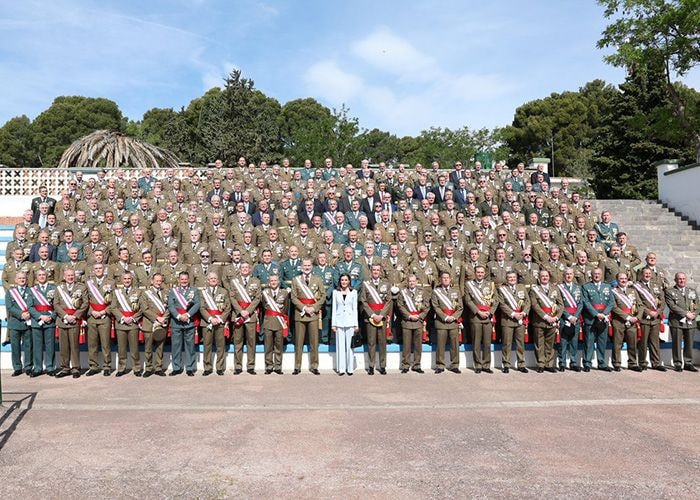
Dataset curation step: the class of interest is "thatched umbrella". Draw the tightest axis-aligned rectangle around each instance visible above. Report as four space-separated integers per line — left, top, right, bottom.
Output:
58 129 180 169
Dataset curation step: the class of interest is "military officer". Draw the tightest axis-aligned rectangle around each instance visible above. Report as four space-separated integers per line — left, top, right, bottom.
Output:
85 263 115 376
28 269 57 376
53 268 88 378
290 258 326 374
6 272 33 376
167 271 201 376
581 268 615 372
529 269 564 373
261 274 289 374
497 271 531 373
604 244 635 284
335 246 364 290
111 272 142 376
396 274 429 373
557 268 583 371
664 272 698 372
610 272 642 371
139 272 169 377
279 245 303 289
464 265 498 373
200 272 232 376
360 264 393 375
252 249 281 289
431 271 464 374
229 262 261 374
313 251 338 343
633 267 667 371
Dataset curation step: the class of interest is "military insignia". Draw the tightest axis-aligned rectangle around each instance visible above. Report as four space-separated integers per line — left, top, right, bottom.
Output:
689 291 697 300
517 291 525 299
47 290 55 299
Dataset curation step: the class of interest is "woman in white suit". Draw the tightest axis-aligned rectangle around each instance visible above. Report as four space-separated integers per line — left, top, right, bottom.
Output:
332 273 359 375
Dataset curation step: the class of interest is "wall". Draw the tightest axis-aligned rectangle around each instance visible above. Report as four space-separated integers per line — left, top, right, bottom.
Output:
657 160 700 224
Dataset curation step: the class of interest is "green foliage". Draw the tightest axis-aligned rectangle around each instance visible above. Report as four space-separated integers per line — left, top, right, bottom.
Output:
597 0 700 160
0 115 36 168
31 96 123 167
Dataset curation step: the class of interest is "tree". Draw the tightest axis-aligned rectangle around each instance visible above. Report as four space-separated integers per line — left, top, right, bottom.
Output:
0 115 37 168
32 96 124 167
279 98 336 165
597 0 700 160
351 128 401 164
590 61 695 199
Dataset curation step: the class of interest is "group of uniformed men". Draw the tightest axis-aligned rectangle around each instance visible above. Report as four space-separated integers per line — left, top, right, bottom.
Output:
3 158 698 377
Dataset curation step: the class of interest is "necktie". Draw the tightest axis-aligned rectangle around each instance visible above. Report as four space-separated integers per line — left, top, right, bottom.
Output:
305 276 310 286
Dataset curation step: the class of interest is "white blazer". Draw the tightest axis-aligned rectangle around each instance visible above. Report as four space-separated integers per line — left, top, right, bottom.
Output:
331 289 359 328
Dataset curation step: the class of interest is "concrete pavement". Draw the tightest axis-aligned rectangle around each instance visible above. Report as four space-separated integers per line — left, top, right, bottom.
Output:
1 368 699 498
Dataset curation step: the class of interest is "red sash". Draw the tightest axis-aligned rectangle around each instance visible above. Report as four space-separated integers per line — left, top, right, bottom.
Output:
299 298 315 305
368 303 392 338
90 303 108 312
540 306 560 343
59 308 78 340
477 304 497 342
35 305 52 312
512 308 530 343
619 307 642 341
265 310 289 338
176 308 200 343
443 308 464 343
592 304 613 336
206 308 231 339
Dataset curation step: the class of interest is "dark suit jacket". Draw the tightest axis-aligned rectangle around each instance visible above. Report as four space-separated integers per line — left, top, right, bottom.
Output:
360 194 382 216
454 188 471 207
251 210 275 227
431 186 450 204
28 242 57 262
413 185 430 200
31 197 56 216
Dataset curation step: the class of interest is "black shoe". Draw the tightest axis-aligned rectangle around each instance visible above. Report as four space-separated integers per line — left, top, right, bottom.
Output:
247 369 257 375
103 369 111 376
347 372 353 376
368 367 374 375
47 370 57 377
203 370 213 376
502 367 510 374
435 368 444 374
292 369 300 375
546 367 557 373
674 366 682 372
143 371 153 378
518 367 529 373
571 365 581 372
1 340 9 346
169 370 183 376
411 367 424 374
55 371 69 378
265 369 273 375
599 366 612 372
641 365 648 371
653 365 667 372
12 370 23 377
684 365 699 372
613 366 621 372
217 370 225 376
30 371 39 378
558 366 566 372
155 370 166 377
474 368 482 374
234 369 243 375
401 368 409 373
630 366 642 372
310 369 320 375
378 368 386 375
116 371 127 377
86 369 100 377
583 366 591 372
134 371 142 377
186 371 194 377
274 369 283 375
483 368 493 374
537 367 544 373
72 372 80 378
449 367 461 374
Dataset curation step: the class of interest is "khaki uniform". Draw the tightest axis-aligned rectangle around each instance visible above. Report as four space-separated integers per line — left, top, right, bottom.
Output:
464 280 498 370
229 276 262 371
110 287 143 373
261 288 290 371
199 286 232 372
430 285 464 370
396 287 430 370
610 286 641 369
529 284 564 369
664 286 698 369
634 280 666 369
360 279 393 371
53 283 88 375
290 274 326 371
138 286 170 373
497 284 531 369
85 278 115 371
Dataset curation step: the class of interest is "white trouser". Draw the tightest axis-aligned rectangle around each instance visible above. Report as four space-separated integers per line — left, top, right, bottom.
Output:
335 326 355 374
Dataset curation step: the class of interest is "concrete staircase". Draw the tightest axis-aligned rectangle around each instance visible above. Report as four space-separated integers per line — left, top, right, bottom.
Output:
593 200 700 287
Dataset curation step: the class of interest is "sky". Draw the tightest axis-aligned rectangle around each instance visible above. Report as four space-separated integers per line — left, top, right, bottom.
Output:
1 0 698 137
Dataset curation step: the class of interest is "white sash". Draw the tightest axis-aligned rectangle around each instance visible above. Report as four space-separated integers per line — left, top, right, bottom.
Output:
400 289 418 313
466 281 486 306
362 282 383 304
201 289 220 313
57 286 75 310
558 283 577 308
9 288 29 312
173 287 190 309
500 286 520 311
295 276 315 299
633 283 657 310
30 286 52 306
232 279 252 303
532 286 554 309
324 212 337 226
612 288 634 309
115 289 132 312
86 280 106 305
145 289 166 314
432 287 454 311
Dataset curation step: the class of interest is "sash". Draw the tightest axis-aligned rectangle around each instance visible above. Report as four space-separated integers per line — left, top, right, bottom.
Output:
433 287 463 341
324 212 337 226
87 280 108 311
263 290 289 338
612 288 642 340
232 279 252 304
633 283 657 310
9 288 29 312
115 289 133 313
295 276 315 301
466 281 488 306
532 286 554 310
363 282 383 305
401 288 428 342
202 288 230 339
30 286 53 312
145 289 166 314
558 283 579 317
56 285 75 311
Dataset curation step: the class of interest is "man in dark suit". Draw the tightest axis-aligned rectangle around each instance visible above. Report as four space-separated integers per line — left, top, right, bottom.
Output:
431 175 450 204
453 178 471 207
359 186 382 216
449 161 465 188
297 199 320 226
28 231 57 262
413 178 430 201
30 186 56 217
530 163 551 185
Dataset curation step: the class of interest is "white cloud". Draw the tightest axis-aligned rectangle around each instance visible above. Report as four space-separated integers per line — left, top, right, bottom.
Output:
304 60 364 103
201 61 239 90
304 27 515 135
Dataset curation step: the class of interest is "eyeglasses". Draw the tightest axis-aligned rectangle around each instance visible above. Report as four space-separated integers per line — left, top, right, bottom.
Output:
200 254 210 258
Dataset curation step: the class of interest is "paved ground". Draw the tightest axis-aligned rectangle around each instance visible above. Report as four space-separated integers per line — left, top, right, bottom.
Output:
1 368 699 499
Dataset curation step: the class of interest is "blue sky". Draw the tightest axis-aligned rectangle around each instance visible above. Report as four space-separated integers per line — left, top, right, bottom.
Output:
1 0 698 136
